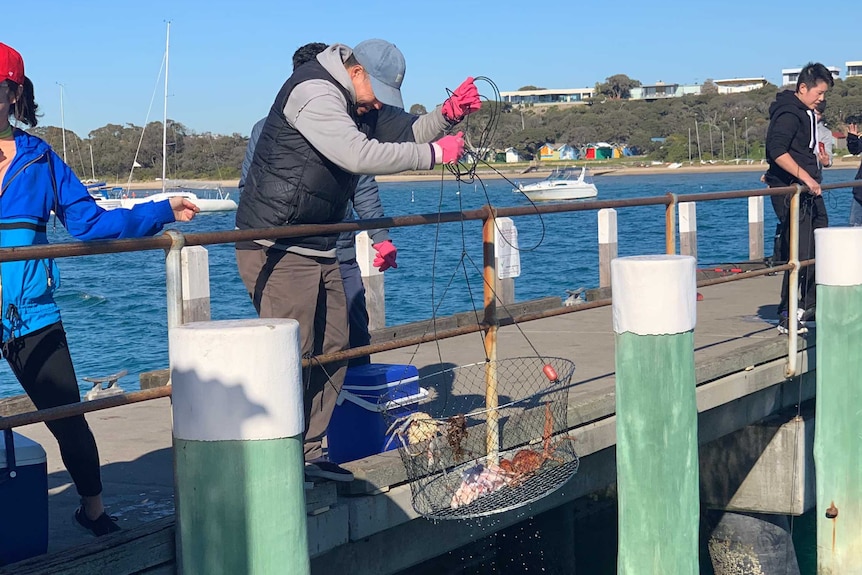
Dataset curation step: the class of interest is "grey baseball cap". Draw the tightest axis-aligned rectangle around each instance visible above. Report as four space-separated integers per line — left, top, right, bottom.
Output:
352 39 405 109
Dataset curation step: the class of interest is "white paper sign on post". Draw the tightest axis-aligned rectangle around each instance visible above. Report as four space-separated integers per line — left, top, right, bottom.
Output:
494 217 521 279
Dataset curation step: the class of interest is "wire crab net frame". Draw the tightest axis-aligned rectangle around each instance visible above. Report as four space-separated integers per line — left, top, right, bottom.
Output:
383 356 579 520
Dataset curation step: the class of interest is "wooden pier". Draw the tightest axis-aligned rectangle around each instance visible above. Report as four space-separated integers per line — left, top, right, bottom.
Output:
2 273 816 574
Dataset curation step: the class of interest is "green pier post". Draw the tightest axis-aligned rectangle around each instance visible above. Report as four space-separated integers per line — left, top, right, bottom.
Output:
170 319 309 575
612 255 699 574
814 228 862 574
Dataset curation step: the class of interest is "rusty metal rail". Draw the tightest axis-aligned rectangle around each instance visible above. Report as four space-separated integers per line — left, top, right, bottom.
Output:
1 179 860 430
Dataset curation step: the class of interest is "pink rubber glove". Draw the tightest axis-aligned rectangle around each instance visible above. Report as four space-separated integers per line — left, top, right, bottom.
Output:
373 240 398 272
442 77 481 122
432 132 465 165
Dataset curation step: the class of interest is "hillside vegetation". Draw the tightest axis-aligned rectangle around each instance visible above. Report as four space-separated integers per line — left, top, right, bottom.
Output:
31 76 862 181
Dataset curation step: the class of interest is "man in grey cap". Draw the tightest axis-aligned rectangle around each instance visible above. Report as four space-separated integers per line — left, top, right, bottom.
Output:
236 40 479 481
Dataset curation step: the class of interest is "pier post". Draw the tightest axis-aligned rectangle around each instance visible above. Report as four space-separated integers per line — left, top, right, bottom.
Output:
356 231 386 331
665 193 678 254
494 217 518 307
748 196 764 261
612 255 699 574
482 211 500 463
814 227 862 573
679 202 697 260
598 209 617 288
164 230 185 330
170 319 309 575
181 246 210 323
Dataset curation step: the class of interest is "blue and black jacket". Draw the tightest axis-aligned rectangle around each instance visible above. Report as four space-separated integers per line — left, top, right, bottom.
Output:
0 129 175 344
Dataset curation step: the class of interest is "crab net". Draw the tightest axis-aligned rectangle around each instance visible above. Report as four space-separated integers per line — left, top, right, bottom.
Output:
383 356 579 520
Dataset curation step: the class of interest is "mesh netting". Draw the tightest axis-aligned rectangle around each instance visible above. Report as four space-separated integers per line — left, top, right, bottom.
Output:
384 357 579 520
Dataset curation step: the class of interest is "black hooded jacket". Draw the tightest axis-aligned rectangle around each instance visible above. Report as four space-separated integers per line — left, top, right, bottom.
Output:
764 90 820 187
847 133 862 205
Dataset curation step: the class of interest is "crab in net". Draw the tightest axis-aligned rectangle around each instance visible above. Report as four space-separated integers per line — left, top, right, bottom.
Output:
450 400 578 508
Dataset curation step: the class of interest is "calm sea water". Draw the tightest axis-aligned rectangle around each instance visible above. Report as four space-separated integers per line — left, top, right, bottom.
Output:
0 167 857 398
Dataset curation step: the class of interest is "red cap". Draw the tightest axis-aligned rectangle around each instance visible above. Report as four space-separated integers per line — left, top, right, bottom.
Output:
0 43 24 85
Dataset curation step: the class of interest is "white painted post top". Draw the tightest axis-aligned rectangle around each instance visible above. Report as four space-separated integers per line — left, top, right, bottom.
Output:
598 208 617 244
679 202 697 233
181 246 210 301
816 228 862 286
356 231 380 278
612 255 697 335
748 196 764 223
170 319 305 441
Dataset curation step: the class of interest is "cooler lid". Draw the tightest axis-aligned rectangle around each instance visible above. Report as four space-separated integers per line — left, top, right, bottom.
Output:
343 375 418 392
344 364 419 391
0 431 47 468
337 387 429 412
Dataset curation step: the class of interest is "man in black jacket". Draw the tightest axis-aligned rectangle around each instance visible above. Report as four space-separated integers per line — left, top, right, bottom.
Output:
235 41 477 481
765 62 833 334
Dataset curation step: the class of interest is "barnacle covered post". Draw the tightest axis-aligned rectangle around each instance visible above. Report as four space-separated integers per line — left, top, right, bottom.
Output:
482 208 500 463
612 255 699 574
814 228 862 573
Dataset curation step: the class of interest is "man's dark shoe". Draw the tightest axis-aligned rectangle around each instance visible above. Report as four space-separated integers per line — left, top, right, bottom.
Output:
801 307 816 327
74 503 120 536
305 459 354 482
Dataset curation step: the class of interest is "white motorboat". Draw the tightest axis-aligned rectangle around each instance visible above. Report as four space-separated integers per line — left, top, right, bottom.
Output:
514 167 598 201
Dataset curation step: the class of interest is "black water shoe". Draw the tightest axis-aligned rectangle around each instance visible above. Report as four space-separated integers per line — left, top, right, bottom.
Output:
75 503 121 536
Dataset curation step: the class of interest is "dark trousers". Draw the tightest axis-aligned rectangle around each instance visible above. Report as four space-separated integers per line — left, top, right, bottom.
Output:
339 259 371 367
4 322 102 497
236 248 349 461
770 192 828 313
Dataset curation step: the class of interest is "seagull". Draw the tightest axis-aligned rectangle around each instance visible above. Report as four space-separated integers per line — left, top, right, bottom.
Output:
564 287 586 307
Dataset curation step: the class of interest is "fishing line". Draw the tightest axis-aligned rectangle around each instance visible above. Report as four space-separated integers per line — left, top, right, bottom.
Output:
442 76 549 253
401 76 564 372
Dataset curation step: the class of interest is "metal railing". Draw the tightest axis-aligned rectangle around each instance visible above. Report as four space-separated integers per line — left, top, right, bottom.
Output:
1 178 860 431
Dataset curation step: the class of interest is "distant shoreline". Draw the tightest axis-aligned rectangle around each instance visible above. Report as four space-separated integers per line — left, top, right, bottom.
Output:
106 159 860 190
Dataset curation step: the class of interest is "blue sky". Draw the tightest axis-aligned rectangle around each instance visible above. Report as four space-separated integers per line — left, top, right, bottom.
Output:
7 0 859 138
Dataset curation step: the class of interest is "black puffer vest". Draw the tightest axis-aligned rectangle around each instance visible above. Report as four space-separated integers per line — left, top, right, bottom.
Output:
236 60 377 251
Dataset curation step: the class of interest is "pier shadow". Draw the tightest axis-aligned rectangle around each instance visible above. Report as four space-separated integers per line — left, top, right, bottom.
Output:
757 303 781 321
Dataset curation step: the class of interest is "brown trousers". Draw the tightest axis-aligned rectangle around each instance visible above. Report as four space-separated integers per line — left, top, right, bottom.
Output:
236 248 349 461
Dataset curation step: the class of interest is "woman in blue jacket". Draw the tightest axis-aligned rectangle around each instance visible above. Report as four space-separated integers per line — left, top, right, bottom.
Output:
0 43 198 536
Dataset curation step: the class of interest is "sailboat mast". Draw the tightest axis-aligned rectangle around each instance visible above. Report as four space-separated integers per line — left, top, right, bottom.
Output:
89 144 96 180
162 22 170 194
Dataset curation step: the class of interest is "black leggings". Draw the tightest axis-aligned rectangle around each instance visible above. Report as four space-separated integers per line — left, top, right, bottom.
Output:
4 322 102 497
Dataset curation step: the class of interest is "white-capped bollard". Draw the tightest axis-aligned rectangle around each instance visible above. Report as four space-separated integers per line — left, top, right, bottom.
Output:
814 228 862 573
171 319 309 575
612 255 699 574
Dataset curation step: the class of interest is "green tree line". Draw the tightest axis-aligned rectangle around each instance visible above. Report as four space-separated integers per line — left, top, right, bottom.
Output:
29 75 862 180
30 121 246 182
